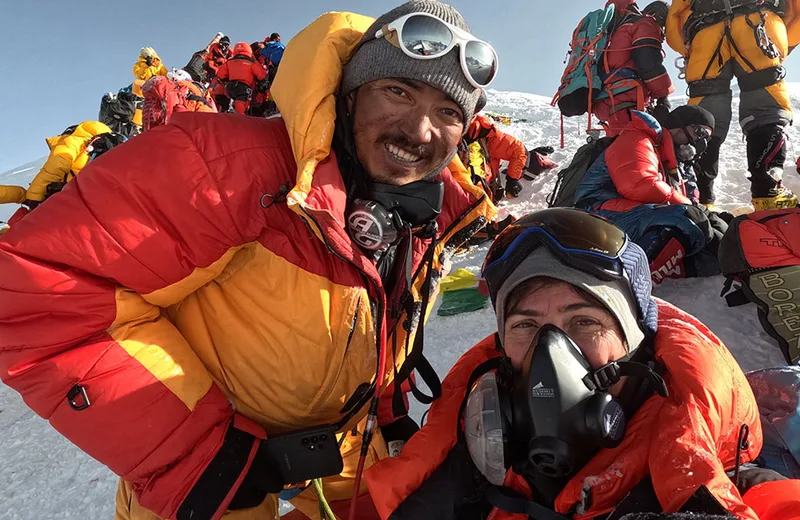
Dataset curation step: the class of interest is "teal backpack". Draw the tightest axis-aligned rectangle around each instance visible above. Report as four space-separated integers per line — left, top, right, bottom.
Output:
552 4 618 117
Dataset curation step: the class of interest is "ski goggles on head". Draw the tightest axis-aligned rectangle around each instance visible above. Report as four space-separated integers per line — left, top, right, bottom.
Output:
481 209 629 300
374 12 499 88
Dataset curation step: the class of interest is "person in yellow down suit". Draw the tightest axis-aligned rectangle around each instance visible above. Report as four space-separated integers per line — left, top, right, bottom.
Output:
132 47 168 125
0 122 125 223
667 0 800 210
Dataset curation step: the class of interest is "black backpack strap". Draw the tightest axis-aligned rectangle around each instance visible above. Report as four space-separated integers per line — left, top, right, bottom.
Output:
392 225 443 417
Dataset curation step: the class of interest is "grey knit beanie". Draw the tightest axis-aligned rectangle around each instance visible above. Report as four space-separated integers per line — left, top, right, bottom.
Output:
495 248 647 355
342 1 483 125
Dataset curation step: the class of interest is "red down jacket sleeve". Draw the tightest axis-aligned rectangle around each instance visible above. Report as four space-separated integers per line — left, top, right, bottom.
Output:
216 61 230 81
0 114 281 519
605 130 691 205
630 16 674 99
253 61 267 81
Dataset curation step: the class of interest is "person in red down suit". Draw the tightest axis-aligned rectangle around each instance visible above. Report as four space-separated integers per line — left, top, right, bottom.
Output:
216 42 268 115
249 41 269 116
594 0 675 137
206 36 231 110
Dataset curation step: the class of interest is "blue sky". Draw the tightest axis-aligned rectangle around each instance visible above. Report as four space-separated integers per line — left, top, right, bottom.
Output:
2 0 799 172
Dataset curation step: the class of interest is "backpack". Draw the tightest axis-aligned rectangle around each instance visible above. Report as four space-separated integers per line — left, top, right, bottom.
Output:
141 76 183 130
547 136 613 208
719 209 800 365
183 51 208 83
747 367 800 479
99 91 137 135
552 4 618 118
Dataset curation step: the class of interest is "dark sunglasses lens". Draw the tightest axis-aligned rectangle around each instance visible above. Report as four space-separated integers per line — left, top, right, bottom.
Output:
465 40 498 86
401 15 453 56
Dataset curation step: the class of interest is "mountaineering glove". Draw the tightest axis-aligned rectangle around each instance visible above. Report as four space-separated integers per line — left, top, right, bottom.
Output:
228 441 285 510
256 79 268 93
533 146 555 156
176 416 277 518
505 176 523 198
735 467 787 495
650 97 672 126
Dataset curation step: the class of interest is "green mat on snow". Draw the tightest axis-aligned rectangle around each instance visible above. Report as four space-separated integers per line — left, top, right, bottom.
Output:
437 287 488 316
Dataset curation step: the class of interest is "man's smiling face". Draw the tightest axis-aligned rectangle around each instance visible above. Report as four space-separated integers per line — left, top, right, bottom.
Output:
349 78 465 185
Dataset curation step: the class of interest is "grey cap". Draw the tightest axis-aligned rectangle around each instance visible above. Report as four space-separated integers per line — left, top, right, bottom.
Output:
495 248 645 353
341 1 483 126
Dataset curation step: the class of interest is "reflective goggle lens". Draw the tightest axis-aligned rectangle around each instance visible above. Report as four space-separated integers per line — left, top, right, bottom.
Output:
393 14 498 87
400 14 453 56
465 40 498 87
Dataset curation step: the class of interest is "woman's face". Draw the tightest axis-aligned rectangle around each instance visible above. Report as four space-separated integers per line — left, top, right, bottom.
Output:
503 279 628 371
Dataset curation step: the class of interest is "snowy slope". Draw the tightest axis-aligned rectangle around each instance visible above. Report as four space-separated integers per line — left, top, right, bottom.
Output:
1 87 799 518
0 157 45 223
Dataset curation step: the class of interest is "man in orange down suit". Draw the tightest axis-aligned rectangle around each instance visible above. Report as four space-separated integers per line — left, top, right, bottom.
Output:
206 35 231 111
464 114 529 201
0 1 496 519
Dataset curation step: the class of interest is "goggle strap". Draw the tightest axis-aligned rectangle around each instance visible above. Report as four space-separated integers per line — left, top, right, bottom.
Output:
381 23 402 48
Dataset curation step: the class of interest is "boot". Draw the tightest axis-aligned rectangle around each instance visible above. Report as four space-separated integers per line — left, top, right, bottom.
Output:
746 124 788 198
695 136 723 205
752 183 798 210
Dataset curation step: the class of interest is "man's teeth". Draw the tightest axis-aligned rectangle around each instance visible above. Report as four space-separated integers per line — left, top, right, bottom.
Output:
387 143 421 163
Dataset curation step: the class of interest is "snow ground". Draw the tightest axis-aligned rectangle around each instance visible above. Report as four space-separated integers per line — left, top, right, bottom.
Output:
1 87 798 518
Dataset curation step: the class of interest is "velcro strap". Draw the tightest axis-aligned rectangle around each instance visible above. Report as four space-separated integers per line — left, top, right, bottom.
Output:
738 66 786 92
689 78 732 98
177 424 259 520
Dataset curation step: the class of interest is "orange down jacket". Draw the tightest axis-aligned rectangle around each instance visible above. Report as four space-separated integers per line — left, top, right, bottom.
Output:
365 300 785 520
0 12 495 520
466 115 528 181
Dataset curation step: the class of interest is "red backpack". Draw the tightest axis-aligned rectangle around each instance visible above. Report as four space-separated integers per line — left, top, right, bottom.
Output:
141 76 190 131
719 209 800 364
